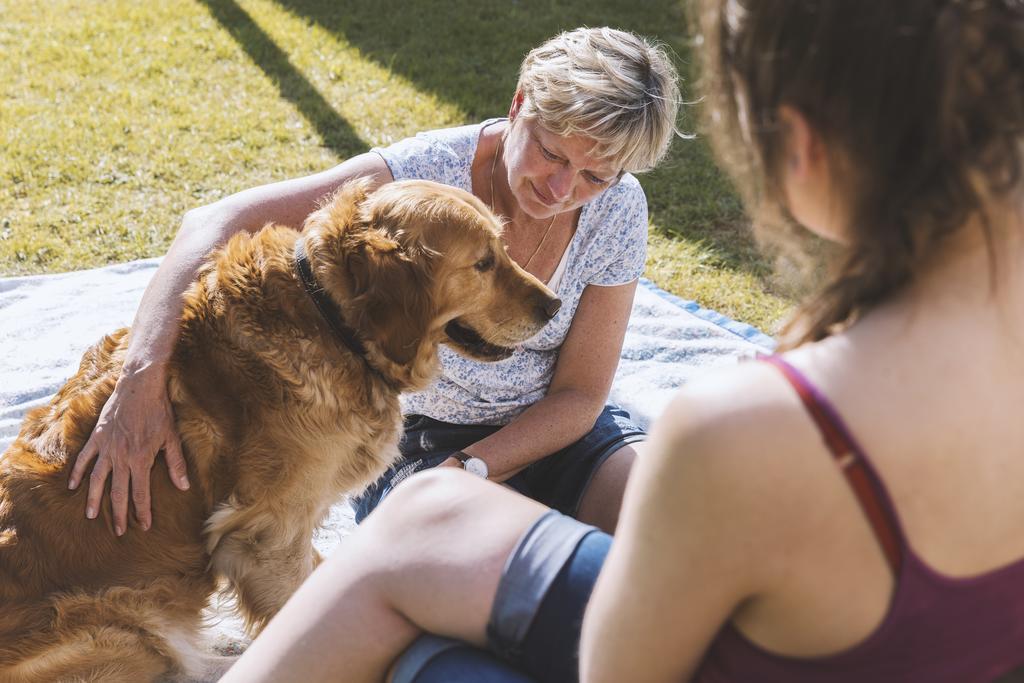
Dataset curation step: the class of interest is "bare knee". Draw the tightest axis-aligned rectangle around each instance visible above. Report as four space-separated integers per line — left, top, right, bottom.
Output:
354 467 547 591
340 468 497 591
348 469 548 644
362 467 492 537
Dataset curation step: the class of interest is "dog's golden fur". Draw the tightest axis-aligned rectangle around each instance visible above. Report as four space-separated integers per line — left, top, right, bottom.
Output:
0 179 559 682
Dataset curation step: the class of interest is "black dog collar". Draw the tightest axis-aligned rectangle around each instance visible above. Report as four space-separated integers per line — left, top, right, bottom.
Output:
294 237 388 382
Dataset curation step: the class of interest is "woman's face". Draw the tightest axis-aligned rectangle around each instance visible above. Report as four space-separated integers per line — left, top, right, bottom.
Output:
502 116 622 220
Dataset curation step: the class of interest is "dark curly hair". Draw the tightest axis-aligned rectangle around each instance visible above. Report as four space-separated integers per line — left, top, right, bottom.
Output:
693 0 1024 346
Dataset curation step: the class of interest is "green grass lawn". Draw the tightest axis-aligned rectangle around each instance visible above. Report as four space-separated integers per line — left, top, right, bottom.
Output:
0 0 793 332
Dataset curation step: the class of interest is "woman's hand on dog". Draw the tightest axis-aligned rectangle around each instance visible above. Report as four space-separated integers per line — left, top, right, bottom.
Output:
68 367 190 536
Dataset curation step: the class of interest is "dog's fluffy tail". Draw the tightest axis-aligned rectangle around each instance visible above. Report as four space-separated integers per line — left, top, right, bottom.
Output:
0 583 221 683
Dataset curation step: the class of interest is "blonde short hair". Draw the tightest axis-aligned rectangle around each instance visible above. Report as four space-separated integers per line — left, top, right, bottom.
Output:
516 27 681 174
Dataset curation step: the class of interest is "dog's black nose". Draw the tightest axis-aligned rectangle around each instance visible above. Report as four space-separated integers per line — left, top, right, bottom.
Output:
541 298 562 321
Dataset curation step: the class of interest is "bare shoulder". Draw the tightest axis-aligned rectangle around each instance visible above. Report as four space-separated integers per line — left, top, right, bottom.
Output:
639 357 840 558
652 358 816 472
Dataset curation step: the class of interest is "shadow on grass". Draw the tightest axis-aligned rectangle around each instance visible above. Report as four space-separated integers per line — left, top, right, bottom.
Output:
267 0 767 277
272 0 692 123
206 0 768 279
196 0 366 158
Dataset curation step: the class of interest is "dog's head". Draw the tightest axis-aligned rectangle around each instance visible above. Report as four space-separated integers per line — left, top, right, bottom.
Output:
301 178 561 389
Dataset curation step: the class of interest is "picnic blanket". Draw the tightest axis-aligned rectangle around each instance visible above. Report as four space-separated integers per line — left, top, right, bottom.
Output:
0 258 774 672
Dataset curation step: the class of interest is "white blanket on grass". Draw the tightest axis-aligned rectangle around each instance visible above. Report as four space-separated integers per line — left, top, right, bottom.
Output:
0 258 774 666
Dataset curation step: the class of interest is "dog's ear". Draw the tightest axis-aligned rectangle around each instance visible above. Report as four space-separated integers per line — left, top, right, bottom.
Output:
342 226 406 296
310 179 438 368
344 226 436 367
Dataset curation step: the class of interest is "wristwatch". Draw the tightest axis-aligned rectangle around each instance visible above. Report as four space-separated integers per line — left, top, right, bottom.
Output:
452 450 489 479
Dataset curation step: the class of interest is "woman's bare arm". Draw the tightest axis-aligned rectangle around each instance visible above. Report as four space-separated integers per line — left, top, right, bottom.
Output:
451 281 637 480
579 365 791 682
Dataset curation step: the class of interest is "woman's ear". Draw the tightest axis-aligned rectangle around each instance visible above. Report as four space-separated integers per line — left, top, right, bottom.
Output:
778 105 822 182
509 90 524 120
778 105 848 242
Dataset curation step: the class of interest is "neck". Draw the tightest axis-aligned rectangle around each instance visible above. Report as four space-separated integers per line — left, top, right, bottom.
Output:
854 200 1024 347
833 199 1024 376
912 201 1023 301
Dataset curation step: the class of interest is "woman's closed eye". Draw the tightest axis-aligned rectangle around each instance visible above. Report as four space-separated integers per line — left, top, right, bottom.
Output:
539 144 563 163
539 144 613 186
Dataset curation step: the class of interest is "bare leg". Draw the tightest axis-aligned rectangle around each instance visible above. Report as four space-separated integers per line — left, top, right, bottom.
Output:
576 444 641 534
219 468 549 683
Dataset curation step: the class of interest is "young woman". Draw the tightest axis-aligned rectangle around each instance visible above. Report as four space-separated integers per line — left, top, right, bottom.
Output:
222 1 1024 681
68 28 681 536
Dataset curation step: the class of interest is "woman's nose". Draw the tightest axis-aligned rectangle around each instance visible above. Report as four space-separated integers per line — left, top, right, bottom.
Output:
547 168 574 201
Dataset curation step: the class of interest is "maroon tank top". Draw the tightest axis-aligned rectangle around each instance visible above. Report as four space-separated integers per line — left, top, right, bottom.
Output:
694 355 1024 682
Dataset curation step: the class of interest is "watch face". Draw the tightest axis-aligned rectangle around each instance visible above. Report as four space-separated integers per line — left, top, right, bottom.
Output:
464 457 489 479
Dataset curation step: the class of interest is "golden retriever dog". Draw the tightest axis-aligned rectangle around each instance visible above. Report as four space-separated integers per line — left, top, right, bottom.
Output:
0 178 560 682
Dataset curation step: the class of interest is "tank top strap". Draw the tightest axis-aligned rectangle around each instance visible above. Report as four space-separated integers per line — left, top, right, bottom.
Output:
761 355 905 574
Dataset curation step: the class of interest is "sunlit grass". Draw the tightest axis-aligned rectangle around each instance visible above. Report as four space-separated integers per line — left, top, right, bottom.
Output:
0 0 793 332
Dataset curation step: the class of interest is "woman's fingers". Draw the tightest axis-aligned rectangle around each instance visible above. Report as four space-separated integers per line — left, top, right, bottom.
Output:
109 458 132 536
69 371 183 533
130 454 153 531
85 453 112 520
163 428 190 491
68 433 100 490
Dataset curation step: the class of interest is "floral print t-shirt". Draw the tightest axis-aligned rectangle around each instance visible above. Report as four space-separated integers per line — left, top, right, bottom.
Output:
372 119 648 425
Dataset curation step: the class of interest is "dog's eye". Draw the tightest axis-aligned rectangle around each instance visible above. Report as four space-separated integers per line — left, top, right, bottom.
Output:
474 256 495 272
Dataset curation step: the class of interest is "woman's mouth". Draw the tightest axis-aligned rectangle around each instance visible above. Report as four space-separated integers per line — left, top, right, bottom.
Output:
530 183 555 207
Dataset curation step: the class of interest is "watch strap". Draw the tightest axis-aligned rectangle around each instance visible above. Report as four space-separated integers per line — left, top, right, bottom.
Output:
451 450 489 478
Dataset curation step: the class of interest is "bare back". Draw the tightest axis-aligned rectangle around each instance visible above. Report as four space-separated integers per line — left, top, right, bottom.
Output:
732 227 1024 657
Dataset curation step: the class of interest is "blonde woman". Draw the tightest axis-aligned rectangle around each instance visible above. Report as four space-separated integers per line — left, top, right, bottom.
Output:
68 28 681 537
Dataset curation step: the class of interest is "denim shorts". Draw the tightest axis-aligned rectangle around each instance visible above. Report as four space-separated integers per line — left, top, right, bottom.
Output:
391 510 611 683
352 404 645 523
